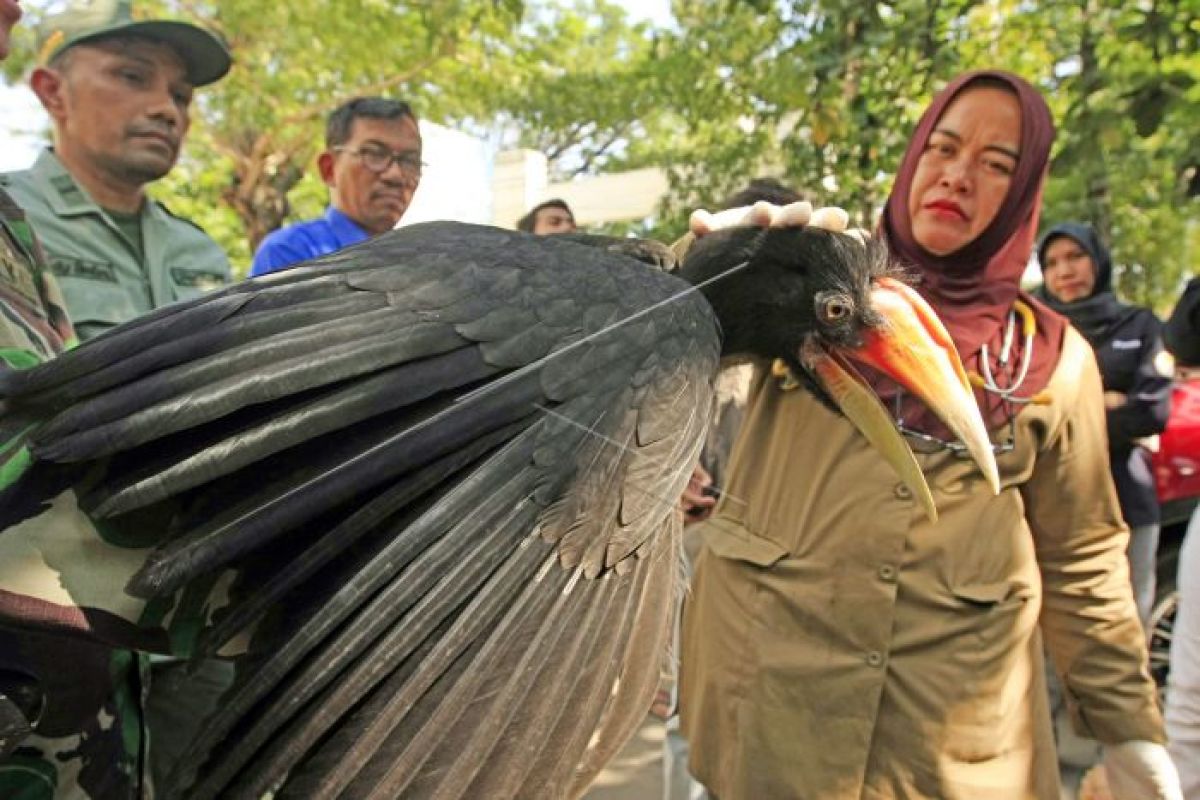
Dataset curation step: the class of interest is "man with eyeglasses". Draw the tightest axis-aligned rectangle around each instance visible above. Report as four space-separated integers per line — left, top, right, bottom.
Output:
251 97 423 276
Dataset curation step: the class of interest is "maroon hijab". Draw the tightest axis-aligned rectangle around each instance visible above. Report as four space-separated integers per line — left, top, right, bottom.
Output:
880 70 1067 433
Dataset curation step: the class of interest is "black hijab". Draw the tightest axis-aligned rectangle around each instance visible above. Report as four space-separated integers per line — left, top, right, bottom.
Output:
1035 223 1138 346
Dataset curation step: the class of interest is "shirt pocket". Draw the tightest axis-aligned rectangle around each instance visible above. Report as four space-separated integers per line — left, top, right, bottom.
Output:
941 579 1039 760
700 515 788 568
52 258 139 333
950 579 1033 608
948 578 1038 669
169 267 226 302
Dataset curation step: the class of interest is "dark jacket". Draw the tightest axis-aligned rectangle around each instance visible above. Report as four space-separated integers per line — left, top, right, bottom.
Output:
1037 223 1172 526
1165 277 1200 367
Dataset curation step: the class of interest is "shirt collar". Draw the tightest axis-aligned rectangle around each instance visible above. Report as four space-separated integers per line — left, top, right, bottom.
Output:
32 149 97 217
32 149 163 223
324 206 372 247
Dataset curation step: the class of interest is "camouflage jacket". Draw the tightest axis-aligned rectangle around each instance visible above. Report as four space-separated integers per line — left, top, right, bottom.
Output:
0 187 74 366
0 187 147 800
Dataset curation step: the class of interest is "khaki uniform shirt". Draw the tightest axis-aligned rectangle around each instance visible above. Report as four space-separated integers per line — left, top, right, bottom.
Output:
2 149 230 341
679 328 1162 799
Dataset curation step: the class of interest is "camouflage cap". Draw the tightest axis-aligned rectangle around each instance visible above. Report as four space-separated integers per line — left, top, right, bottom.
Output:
37 0 231 87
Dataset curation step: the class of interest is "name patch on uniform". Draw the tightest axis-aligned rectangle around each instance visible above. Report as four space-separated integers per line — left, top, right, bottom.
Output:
169 268 226 291
1111 339 1142 350
52 257 118 283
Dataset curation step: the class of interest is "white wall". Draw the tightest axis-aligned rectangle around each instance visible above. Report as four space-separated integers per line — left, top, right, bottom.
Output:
399 121 493 227
0 84 47 171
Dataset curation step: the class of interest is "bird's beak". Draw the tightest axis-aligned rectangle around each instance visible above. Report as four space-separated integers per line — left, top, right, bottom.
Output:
800 277 1000 522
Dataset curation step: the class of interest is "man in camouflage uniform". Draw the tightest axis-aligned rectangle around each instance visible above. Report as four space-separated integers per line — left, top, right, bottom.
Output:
1 6 119 800
0 193 75 365
0 2 232 797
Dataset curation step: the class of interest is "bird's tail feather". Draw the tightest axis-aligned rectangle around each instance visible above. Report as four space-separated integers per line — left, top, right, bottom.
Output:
123 368 546 599
37 322 469 464
189 466 547 798
19 292 392 414
194 419 526 659
167 429 545 797
81 344 497 516
29 298 404 439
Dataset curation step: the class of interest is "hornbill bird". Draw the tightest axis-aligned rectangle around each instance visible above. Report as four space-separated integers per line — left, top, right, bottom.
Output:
0 220 997 799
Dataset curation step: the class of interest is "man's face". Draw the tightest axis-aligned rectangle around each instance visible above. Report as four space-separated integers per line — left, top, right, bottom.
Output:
323 116 422 236
0 0 21 60
532 206 576 235
37 38 193 186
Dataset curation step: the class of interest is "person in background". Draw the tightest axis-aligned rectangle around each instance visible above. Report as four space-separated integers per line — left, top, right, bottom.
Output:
251 97 422 276
678 70 1179 800
1036 223 1172 627
1035 224 1173 789
1165 278 1200 366
2 0 231 342
1165 277 1200 799
517 198 578 235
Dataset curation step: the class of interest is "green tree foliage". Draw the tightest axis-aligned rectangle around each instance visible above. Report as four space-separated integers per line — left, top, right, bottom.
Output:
6 0 529 269
4 1 1194 308
1032 0 1199 308
643 0 1197 310
495 1 669 180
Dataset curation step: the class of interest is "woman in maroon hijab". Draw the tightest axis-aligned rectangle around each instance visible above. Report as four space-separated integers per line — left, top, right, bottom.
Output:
678 71 1178 800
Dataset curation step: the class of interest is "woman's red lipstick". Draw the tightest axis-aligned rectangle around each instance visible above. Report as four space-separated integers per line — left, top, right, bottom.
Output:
924 199 967 220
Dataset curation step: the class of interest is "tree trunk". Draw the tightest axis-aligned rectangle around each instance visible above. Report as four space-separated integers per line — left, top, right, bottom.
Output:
1077 0 1113 241
220 133 307 253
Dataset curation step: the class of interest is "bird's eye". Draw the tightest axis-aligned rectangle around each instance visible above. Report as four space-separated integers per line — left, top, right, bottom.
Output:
818 294 854 324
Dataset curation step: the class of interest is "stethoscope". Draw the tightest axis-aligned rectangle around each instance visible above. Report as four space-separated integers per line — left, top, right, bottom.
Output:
897 299 1052 456
973 299 1047 405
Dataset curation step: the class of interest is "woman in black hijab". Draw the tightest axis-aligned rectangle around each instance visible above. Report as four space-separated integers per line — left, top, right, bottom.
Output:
1037 222 1173 626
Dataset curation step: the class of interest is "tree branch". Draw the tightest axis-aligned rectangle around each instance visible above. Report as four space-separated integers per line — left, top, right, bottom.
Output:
571 125 628 177
277 49 453 129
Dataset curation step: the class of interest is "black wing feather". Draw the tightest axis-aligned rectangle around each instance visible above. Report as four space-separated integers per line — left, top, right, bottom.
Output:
0 221 719 799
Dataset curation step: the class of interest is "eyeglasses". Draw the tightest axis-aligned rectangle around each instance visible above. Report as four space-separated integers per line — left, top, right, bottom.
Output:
891 391 1017 457
334 145 426 178
895 416 1017 457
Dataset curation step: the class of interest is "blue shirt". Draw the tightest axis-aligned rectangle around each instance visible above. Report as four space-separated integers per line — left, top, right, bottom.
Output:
250 206 370 276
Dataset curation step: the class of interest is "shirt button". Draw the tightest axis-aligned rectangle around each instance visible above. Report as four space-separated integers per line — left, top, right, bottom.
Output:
894 483 912 500
878 564 897 582
866 651 884 668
